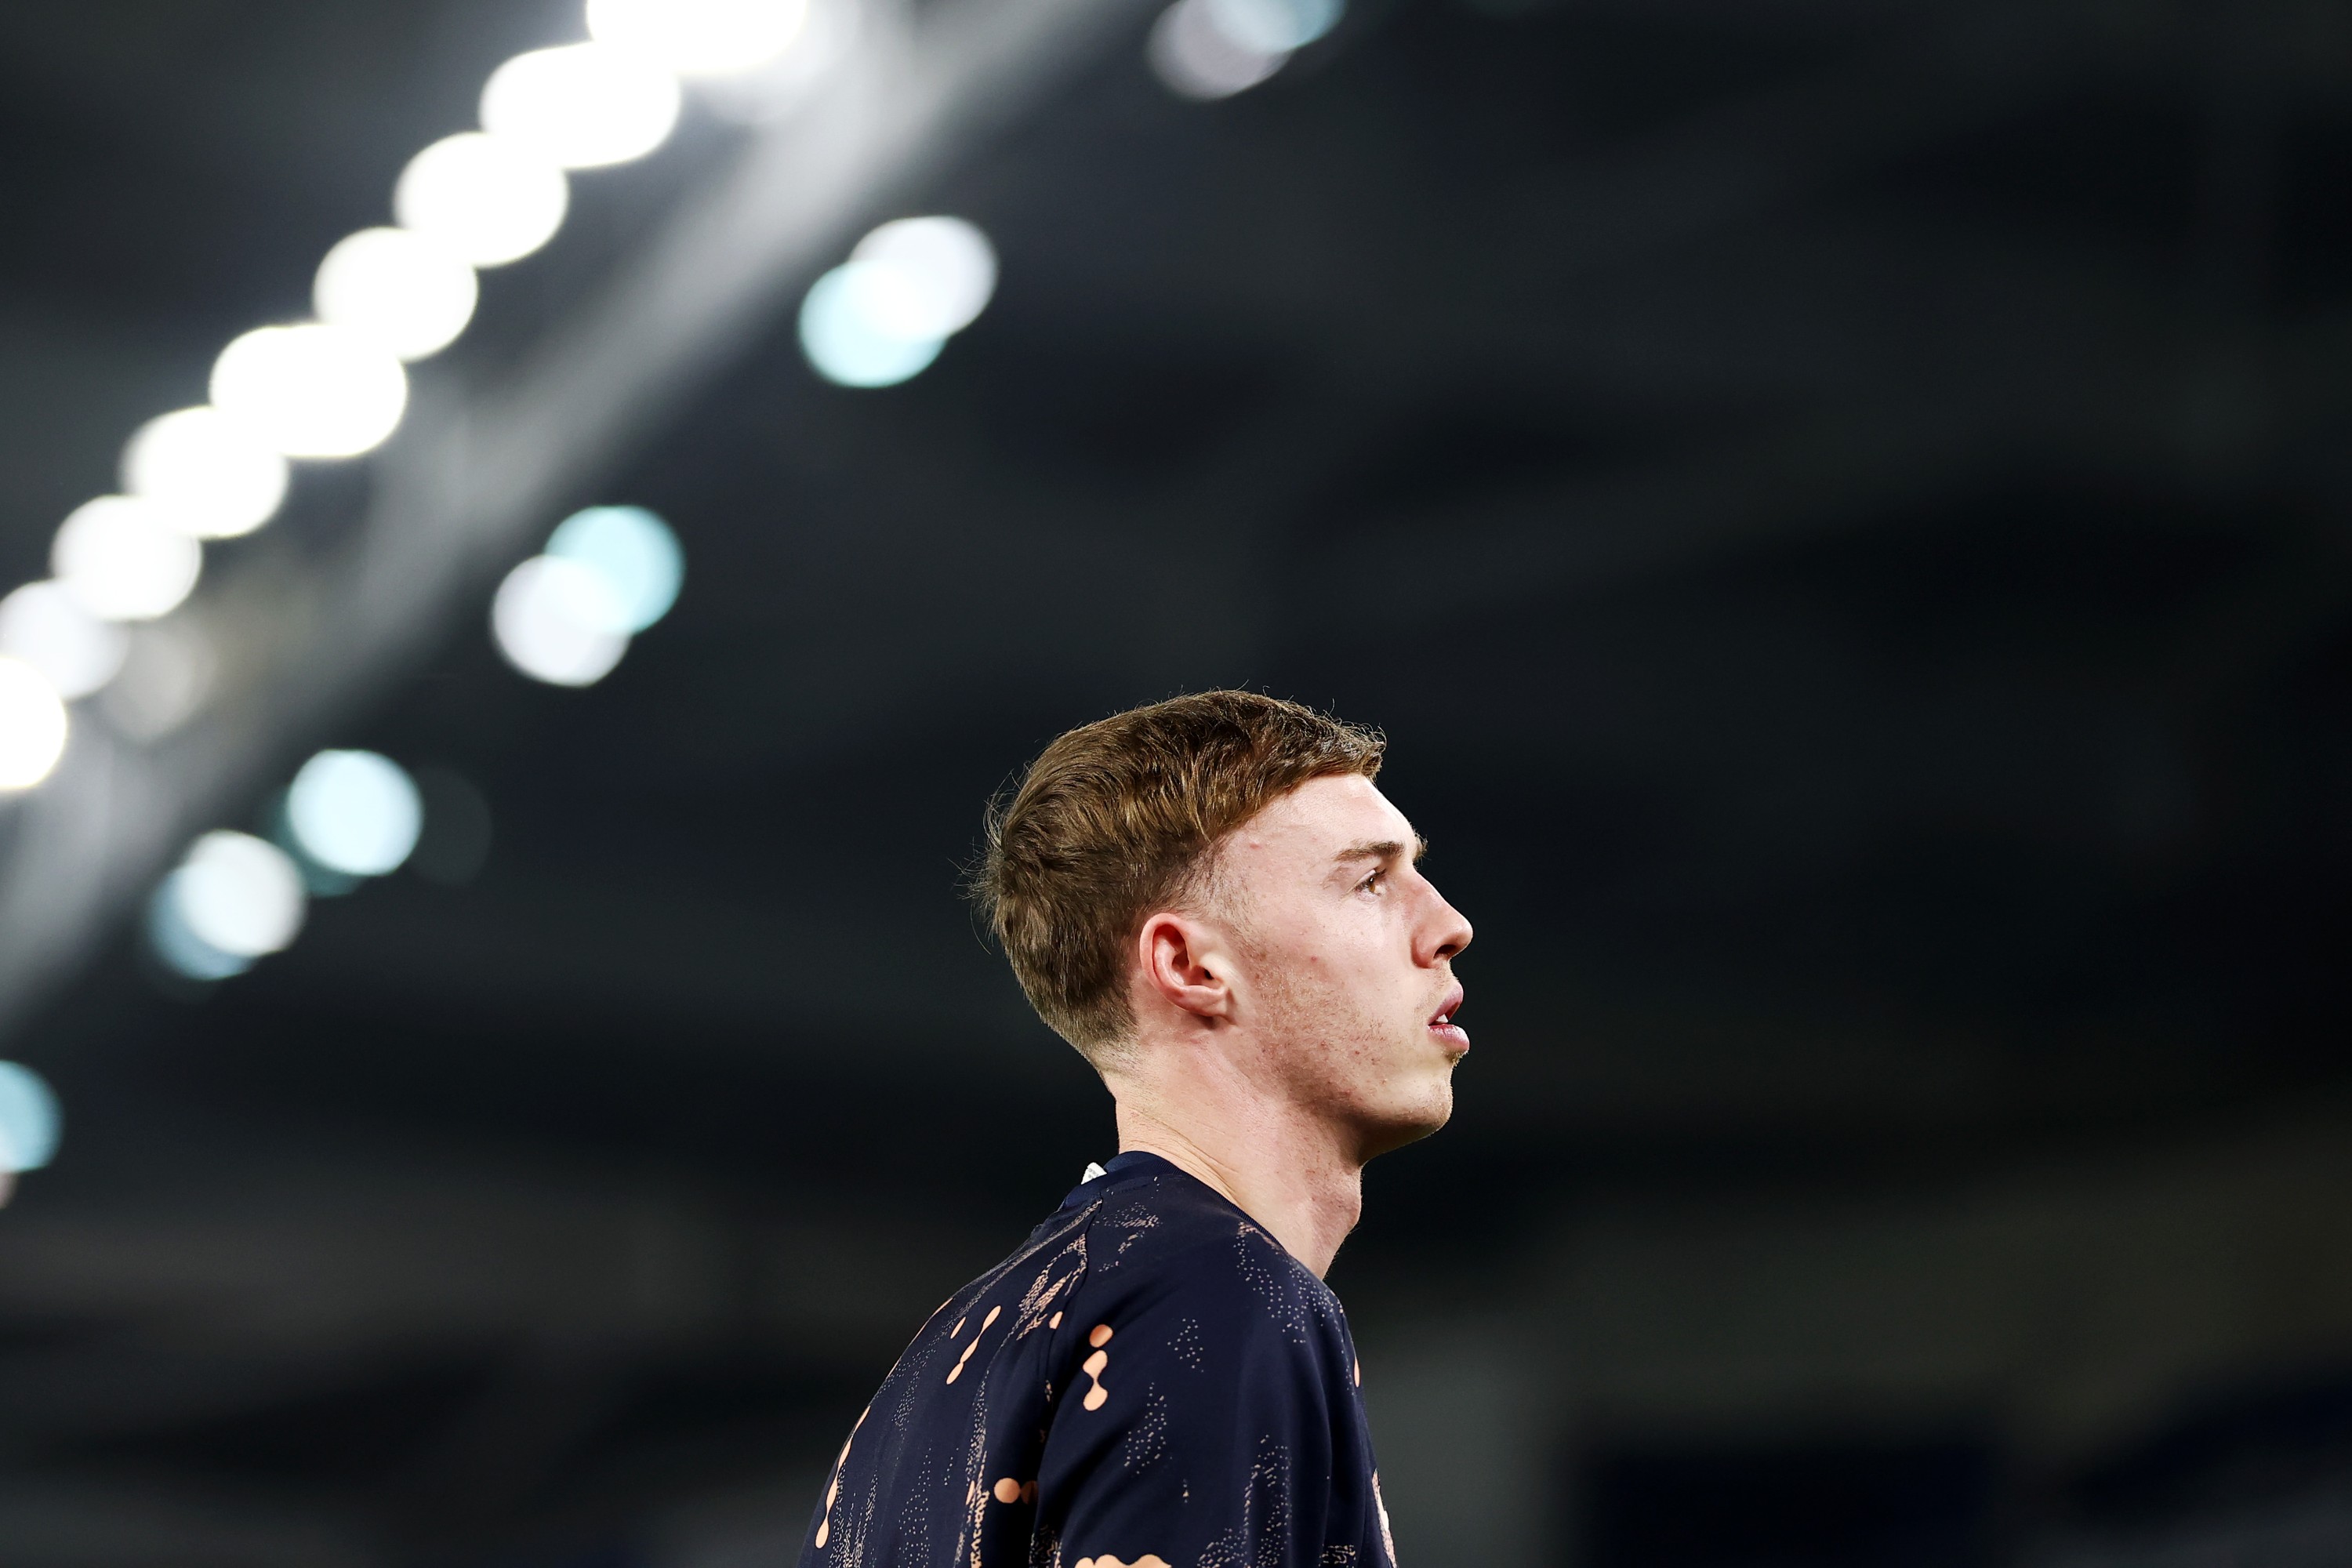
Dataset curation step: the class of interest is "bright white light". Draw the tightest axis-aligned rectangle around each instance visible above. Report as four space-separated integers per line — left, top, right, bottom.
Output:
1149 0 1289 98
481 43 683 171
0 659 67 791
798 264 946 387
492 556 630 686
394 132 570 268
287 750 423 877
210 325 409 459
314 227 479 361
147 881 249 981
0 1062 60 1174
0 583 127 701
587 0 809 76
171 830 305 959
52 497 204 622
699 0 861 124
1205 0 1340 52
546 506 683 633
121 407 289 539
850 217 997 339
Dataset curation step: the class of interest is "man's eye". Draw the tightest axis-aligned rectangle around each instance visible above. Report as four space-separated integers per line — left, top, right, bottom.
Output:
1359 869 1385 893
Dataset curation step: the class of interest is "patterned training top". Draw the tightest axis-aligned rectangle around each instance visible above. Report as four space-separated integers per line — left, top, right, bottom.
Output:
798 1151 1396 1568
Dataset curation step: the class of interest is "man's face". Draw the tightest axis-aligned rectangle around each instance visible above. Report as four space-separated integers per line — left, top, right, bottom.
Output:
1210 774 1474 1158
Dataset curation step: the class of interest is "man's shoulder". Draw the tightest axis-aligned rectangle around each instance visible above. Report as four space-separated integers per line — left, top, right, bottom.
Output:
1069 1168 1348 1353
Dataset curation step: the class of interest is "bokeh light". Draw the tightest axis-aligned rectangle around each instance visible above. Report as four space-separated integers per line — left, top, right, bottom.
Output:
481 43 683 170
168 830 306 960
287 750 423 878
798 263 946 387
209 325 410 459
546 506 683 633
698 0 861 124
1205 0 1340 53
586 0 810 77
146 879 249 981
0 582 128 701
51 497 203 622
1149 0 1289 98
314 227 480 362
492 556 630 686
394 132 570 268
0 659 68 791
120 406 289 539
849 217 997 339
0 1062 60 1174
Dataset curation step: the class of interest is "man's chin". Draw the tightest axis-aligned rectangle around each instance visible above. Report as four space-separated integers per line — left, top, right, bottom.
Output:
1359 1082 1455 1159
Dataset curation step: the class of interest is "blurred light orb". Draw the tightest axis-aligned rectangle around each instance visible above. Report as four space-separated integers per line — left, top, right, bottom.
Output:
0 583 127 700
1149 0 1289 98
171 830 306 959
798 263 946 387
481 43 682 170
121 407 289 539
52 497 204 622
1204 0 1339 53
209 325 409 459
699 0 861 125
587 0 809 76
287 750 423 877
0 659 68 791
546 506 683 633
0 1062 60 1174
394 132 569 267
492 555 630 686
850 217 996 339
314 227 479 361
147 879 249 981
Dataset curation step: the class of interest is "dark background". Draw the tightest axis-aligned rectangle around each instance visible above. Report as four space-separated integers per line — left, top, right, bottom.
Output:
5 0 2352 1563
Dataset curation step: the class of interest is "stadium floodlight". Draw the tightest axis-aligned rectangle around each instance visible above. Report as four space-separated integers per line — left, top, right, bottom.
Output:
798 263 946 387
209 325 410 459
492 555 630 686
0 1062 60 1174
314 227 481 362
166 830 307 960
0 659 67 791
121 407 290 539
0 583 129 701
545 506 684 633
1148 0 1289 97
51 497 204 622
481 43 683 170
394 132 570 268
586 0 811 77
849 217 998 339
287 750 424 878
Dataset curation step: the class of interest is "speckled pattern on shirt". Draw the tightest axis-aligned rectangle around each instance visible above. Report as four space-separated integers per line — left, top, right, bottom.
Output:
799 1152 1396 1568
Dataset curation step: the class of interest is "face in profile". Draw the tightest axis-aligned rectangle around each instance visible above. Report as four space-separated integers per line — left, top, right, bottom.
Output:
1211 774 1474 1157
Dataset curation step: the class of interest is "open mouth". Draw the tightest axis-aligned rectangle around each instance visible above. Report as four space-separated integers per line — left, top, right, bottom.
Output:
1428 984 1468 1052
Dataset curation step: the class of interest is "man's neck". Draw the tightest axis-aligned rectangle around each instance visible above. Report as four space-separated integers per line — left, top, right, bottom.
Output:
1105 1065 1364 1278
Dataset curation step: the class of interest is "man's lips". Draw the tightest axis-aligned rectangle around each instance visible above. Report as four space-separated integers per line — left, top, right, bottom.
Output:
1428 984 1468 1052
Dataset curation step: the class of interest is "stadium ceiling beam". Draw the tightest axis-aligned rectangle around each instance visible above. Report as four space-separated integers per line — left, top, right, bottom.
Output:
0 0 1160 1044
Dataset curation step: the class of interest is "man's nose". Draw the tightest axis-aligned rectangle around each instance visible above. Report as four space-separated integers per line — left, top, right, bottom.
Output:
1421 888 1472 964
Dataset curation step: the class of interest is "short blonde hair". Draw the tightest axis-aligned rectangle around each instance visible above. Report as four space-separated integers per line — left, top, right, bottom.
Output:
974 691 1384 1062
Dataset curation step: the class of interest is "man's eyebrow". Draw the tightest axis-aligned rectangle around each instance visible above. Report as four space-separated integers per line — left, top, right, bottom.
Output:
1335 837 1431 864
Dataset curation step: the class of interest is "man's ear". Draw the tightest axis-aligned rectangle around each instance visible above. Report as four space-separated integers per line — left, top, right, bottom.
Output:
1135 909 1234 1024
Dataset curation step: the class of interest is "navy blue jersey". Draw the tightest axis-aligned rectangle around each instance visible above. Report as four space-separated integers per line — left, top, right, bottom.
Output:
800 1152 1396 1568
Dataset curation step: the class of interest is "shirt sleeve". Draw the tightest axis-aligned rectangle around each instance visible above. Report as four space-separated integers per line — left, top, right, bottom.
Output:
1035 1235 1343 1568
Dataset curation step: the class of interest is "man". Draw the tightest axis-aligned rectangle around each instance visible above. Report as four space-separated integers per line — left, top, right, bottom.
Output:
801 691 1473 1568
